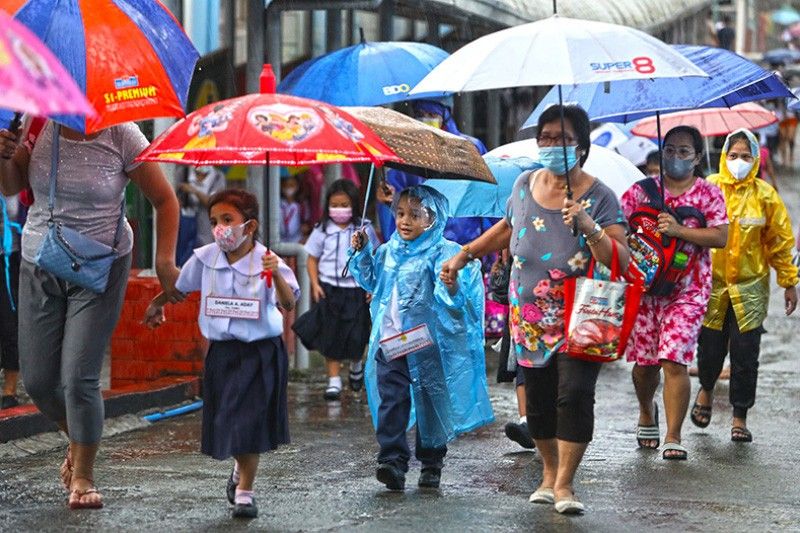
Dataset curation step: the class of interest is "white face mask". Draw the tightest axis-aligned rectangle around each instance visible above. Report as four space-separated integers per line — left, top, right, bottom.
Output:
727 158 754 180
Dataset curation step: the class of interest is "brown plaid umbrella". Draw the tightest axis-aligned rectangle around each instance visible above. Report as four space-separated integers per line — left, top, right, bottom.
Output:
343 106 496 184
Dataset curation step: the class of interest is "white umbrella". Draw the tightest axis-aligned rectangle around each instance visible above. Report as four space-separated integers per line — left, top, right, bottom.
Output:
486 139 644 200
410 15 707 96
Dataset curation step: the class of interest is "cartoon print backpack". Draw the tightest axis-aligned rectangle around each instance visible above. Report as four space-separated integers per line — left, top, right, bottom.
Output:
627 179 706 297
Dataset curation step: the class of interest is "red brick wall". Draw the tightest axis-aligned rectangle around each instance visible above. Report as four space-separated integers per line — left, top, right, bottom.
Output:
111 264 298 388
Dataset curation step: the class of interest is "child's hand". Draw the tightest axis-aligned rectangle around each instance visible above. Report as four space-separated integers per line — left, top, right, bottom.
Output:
262 250 279 273
366 292 373 304
143 303 165 329
312 283 326 302
351 230 367 251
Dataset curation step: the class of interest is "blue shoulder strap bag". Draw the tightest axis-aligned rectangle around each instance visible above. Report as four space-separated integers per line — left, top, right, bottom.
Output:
34 123 124 293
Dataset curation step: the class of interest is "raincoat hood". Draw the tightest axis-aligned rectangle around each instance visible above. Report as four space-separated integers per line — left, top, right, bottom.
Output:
388 185 449 255
716 128 760 185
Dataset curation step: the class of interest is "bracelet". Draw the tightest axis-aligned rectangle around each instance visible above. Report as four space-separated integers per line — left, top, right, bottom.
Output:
586 228 606 247
582 222 602 240
461 244 475 260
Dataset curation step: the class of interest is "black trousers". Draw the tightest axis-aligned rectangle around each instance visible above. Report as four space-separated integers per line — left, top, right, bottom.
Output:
522 354 602 443
0 252 20 372
696 305 763 419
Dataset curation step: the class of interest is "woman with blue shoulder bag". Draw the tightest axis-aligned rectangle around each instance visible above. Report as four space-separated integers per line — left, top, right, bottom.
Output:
0 119 182 510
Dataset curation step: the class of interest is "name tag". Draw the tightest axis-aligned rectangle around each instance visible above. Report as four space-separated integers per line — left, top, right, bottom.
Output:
379 324 434 361
205 296 261 320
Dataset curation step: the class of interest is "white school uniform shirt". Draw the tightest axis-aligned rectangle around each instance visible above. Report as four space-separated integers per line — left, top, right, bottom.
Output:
175 241 300 342
304 220 379 288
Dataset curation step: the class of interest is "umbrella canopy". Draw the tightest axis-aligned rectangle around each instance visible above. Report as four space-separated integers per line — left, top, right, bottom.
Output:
763 48 800 65
342 106 495 183
790 88 800 111
278 40 449 106
523 45 794 127
410 15 707 96
0 9 93 117
136 93 400 167
427 141 643 218
4 0 199 134
630 103 778 138
773 5 800 26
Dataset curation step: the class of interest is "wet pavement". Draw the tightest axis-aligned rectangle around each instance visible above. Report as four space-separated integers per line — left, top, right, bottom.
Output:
2 171 800 532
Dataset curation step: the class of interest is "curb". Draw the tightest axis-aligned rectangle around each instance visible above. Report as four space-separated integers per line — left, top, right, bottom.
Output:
0 377 200 443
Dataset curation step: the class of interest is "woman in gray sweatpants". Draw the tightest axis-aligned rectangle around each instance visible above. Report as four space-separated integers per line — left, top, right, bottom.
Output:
0 120 182 509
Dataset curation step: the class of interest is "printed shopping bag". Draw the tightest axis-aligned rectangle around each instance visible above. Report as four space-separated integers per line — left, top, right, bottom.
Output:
562 240 643 363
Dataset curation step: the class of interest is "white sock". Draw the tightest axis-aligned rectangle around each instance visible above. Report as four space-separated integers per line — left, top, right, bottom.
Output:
328 376 342 389
232 461 240 484
234 489 254 505
349 360 363 373
519 416 527 425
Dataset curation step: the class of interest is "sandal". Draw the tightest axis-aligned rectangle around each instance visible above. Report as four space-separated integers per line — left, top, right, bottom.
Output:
636 402 660 449
690 396 712 428
731 426 753 442
68 478 103 509
662 442 688 461
60 446 73 491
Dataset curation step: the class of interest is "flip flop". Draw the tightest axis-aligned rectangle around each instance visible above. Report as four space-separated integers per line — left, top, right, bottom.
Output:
68 484 103 509
690 397 712 428
731 426 753 442
662 442 688 461
636 402 660 449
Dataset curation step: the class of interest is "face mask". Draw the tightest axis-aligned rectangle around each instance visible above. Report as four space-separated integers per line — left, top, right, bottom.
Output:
329 207 353 224
419 117 442 129
213 221 250 252
282 186 298 198
538 146 579 175
663 157 695 180
727 158 754 180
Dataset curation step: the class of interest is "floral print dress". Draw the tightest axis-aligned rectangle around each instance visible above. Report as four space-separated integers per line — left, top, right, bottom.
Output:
505 170 627 368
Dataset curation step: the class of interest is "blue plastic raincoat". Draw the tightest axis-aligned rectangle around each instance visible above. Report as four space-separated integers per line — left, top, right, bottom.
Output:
350 186 494 448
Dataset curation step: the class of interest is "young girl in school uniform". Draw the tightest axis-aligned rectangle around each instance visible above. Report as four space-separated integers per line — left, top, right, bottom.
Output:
292 179 379 401
144 189 299 519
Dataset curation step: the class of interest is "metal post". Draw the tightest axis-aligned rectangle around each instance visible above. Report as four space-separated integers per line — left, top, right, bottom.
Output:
735 0 747 55
379 0 394 40
221 0 236 58
326 9 343 51
486 91 501 150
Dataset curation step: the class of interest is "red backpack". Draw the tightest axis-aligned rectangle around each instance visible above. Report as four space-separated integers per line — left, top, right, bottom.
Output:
627 179 706 297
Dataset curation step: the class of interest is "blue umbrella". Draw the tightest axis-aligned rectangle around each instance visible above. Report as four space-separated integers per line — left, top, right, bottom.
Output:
772 6 800 26
278 39 449 106
524 45 794 127
763 48 800 65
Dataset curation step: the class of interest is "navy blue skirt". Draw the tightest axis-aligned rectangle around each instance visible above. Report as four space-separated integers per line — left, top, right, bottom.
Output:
292 282 370 361
201 336 290 460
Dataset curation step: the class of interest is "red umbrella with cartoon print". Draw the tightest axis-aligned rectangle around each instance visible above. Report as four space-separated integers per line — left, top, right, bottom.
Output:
136 65 399 285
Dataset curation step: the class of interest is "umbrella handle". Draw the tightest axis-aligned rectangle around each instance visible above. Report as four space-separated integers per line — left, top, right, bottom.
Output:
2 113 22 161
261 268 273 288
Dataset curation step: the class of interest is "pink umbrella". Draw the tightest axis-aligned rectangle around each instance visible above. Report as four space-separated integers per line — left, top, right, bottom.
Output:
0 10 94 117
631 102 778 138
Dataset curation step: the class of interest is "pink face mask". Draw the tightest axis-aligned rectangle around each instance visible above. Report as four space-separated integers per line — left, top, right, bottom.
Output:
213 221 250 252
329 207 353 224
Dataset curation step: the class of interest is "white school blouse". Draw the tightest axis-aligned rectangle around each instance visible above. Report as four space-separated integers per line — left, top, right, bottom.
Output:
175 241 300 342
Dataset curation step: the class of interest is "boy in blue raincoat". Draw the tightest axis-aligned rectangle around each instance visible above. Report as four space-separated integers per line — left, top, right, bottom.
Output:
350 185 494 491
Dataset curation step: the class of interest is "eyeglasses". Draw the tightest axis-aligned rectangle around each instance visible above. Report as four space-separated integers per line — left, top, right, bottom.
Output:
663 145 696 160
537 134 577 146
726 152 755 163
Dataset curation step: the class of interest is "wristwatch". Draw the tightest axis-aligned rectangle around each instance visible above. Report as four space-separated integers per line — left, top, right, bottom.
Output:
583 222 602 240
461 245 475 260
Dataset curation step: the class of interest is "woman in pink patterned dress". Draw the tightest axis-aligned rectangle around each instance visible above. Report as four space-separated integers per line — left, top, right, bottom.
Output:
621 126 728 461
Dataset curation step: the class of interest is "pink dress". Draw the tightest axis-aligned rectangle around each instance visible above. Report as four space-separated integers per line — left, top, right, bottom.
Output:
621 177 728 367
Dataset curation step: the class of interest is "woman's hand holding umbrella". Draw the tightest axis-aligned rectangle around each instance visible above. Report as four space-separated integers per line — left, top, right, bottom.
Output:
561 197 595 235
0 130 19 160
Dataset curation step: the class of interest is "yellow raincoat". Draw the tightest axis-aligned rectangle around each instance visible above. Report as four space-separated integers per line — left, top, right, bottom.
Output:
705 128 798 332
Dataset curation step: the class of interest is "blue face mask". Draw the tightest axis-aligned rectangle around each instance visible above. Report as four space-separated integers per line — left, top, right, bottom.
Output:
663 157 695 180
538 146 579 175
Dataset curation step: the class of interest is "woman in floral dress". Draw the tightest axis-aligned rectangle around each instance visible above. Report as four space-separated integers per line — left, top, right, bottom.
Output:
441 105 628 515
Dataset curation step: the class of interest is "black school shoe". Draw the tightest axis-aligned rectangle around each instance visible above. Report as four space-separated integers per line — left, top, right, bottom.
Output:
226 470 237 505
348 368 364 392
504 421 536 449
418 467 441 489
376 464 405 491
0 395 19 409
232 498 258 519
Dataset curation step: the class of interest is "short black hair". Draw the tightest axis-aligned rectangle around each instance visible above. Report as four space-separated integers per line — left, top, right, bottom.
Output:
537 104 591 165
320 179 361 230
645 150 660 166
